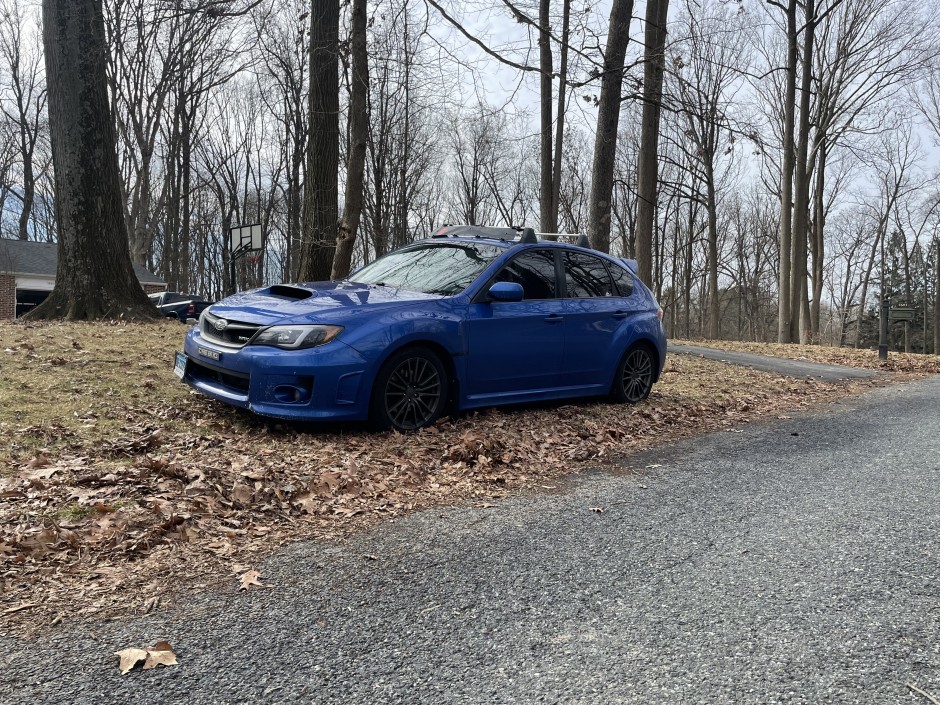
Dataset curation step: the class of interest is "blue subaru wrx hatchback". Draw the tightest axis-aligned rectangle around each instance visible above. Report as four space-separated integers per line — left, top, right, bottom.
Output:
175 225 667 431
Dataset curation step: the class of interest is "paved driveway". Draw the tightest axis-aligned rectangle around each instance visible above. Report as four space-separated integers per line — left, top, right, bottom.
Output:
668 343 880 382
2 377 939 704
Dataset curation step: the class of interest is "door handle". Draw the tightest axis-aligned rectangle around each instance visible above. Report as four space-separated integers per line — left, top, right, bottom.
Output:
544 314 564 323
612 310 629 319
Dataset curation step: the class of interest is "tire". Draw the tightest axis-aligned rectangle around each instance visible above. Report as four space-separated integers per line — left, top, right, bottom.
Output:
610 344 655 404
370 347 450 432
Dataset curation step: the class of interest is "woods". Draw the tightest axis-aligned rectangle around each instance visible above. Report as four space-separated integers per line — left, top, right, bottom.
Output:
0 0 938 349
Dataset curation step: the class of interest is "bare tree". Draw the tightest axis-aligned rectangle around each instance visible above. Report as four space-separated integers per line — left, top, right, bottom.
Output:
297 0 339 281
0 0 46 241
588 0 633 253
30 0 156 320
633 0 669 285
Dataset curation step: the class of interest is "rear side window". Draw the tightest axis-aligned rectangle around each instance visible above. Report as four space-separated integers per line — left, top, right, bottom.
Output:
494 250 557 299
607 263 634 297
564 252 616 298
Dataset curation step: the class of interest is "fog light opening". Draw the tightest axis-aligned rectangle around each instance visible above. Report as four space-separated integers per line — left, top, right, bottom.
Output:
273 384 310 404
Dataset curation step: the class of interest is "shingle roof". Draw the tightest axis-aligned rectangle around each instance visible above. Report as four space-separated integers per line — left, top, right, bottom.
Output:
0 238 165 285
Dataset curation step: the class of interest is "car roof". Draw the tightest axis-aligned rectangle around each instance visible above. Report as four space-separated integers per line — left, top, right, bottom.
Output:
410 235 628 263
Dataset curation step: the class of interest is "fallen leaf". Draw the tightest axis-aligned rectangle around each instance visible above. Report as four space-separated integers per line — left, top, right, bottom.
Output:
115 642 178 674
589 507 605 513
143 641 178 670
238 569 264 591
115 648 149 675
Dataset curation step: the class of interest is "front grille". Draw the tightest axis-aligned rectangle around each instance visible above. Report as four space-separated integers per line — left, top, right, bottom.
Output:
202 311 263 347
187 359 251 392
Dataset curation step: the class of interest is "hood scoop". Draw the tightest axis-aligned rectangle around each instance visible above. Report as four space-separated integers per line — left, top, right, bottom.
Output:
267 285 315 300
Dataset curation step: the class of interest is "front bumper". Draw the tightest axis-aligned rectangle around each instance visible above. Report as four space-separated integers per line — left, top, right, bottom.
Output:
180 327 373 421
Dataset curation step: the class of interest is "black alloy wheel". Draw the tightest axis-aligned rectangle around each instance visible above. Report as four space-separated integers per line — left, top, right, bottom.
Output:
612 345 654 404
372 347 449 431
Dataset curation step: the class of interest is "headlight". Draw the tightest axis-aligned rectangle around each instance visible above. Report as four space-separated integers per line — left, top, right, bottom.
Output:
249 324 344 350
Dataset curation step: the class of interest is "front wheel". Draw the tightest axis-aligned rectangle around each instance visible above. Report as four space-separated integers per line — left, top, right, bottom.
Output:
371 347 449 432
610 344 655 404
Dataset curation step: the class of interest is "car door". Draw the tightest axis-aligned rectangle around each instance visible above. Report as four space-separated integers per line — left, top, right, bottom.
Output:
561 252 640 389
465 249 566 398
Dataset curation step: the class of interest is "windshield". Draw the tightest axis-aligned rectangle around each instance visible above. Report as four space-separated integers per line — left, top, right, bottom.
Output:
348 243 504 295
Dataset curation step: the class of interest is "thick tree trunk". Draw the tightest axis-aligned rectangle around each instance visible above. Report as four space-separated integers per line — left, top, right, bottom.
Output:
29 0 156 321
790 0 815 344
588 0 634 254
538 0 555 233
331 0 369 280
298 0 340 282
777 0 797 343
634 0 669 285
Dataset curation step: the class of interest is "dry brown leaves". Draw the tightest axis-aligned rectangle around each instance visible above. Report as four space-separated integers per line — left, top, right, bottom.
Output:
115 640 178 674
0 322 904 634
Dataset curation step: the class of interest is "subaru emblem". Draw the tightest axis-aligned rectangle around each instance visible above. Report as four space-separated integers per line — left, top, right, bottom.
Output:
213 319 228 332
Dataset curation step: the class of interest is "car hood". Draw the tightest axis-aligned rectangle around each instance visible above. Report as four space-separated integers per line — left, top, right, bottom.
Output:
207 281 444 325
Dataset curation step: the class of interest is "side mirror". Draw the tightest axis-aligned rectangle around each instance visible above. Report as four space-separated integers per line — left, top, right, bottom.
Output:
488 281 524 302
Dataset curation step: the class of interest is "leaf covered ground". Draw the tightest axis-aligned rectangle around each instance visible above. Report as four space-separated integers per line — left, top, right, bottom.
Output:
0 322 913 633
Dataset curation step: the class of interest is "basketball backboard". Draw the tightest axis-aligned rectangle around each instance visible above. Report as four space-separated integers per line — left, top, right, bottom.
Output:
229 223 263 258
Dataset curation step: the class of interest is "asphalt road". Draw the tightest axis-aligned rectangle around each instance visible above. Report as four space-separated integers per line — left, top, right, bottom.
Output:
2 377 940 704
668 343 880 381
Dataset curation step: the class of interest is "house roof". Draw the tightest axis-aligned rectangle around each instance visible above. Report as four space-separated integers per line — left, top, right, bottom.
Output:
0 238 165 285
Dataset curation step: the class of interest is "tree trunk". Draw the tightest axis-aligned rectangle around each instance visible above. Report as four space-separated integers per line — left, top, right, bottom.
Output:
298 0 340 282
935 236 939 354
550 0 571 234
634 0 669 285
777 0 798 343
588 0 634 254
706 172 719 339
790 0 815 344
331 0 369 280
810 141 826 337
29 0 156 321
538 0 554 233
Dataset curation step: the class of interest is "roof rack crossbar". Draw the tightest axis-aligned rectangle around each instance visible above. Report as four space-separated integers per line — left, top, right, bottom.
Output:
430 224 592 250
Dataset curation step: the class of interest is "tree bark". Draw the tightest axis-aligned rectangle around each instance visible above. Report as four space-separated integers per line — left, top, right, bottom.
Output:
934 236 939 354
706 169 720 339
634 0 669 285
298 0 340 282
588 0 634 253
791 0 815 344
331 0 369 280
538 0 555 233
549 0 571 234
776 0 797 343
810 141 826 336
29 0 156 321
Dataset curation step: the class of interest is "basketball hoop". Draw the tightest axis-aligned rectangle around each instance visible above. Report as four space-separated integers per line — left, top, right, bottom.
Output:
247 253 261 266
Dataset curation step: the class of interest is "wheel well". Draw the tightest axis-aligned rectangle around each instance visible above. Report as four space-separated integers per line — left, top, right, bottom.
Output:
626 339 662 383
383 340 459 406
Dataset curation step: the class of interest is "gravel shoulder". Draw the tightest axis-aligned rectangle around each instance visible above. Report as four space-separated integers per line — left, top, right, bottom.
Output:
668 343 880 381
3 376 940 704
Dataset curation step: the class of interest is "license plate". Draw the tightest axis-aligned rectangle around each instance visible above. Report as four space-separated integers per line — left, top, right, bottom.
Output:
197 346 221 361
173 352 187 379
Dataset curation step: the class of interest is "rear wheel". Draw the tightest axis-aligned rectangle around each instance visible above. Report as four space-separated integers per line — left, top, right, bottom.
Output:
610 344 654 403
371 347 449 431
